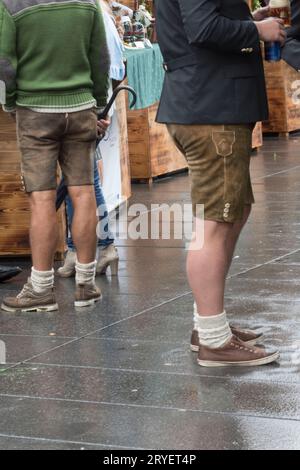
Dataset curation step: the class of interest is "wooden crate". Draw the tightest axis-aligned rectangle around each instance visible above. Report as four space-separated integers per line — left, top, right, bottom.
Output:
263 60 300 134
252 122 263 149
127 102 188 182
0 110 66 258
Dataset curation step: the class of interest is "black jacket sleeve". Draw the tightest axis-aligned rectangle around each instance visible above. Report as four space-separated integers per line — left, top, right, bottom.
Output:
288 0 300 38
177 0 260 54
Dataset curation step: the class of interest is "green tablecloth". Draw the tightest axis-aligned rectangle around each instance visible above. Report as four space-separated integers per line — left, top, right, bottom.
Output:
124 44 164 110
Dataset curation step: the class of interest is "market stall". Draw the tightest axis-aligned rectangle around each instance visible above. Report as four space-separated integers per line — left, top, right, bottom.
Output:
125 45 188 183
263 59 300 135
119 0 187 182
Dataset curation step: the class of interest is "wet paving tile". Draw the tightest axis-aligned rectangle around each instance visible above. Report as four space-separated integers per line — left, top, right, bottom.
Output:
1 364 300 421
1 135 300 449
22 330 299 385
225 277 300 302
0 335 67 366
0 436 109 450
0 292 159 339
0 395 300 450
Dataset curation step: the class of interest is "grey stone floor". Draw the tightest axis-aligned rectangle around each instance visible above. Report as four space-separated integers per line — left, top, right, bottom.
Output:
1 134 300 450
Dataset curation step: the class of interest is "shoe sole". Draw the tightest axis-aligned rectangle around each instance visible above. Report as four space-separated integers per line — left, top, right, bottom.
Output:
74 295 102 308
1 303 59 313
197 351 280 368
190 335 263 352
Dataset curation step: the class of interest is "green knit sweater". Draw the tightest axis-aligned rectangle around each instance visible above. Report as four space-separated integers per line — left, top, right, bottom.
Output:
0 0 110 112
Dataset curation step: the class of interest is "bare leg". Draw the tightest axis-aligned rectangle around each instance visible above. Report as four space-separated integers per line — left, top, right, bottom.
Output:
29 190 58 271
68 185 97 264
188 219 232 316
189 205 252 317
225 204 252 275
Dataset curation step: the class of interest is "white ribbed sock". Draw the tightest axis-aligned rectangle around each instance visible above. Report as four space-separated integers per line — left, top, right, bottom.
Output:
31 267 54 293
193 302 198 328
195 310 232 349
75 260 96 285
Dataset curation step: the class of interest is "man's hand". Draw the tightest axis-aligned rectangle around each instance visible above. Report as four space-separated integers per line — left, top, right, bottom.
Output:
255 18 286 45
97 117 111 139
253 6 270 22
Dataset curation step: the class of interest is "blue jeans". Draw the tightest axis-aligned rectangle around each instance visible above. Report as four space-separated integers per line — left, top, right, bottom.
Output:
66 158 114 250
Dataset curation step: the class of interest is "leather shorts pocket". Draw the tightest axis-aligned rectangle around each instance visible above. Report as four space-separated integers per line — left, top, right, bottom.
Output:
212 131 236 157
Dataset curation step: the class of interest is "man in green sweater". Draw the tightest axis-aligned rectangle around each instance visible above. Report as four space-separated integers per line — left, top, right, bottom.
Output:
0 0 110 312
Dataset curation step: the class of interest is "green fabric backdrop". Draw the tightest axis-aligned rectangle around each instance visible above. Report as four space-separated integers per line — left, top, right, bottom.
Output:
124 44 164 110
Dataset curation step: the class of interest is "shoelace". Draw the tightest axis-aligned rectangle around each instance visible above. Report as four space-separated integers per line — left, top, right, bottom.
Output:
16 283 31 299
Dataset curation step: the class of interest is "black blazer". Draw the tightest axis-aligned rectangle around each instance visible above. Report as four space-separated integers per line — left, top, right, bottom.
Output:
155 0 269 125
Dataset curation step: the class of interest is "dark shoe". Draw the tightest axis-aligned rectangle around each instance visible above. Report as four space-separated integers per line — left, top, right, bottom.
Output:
197 335 279 368
190 326 263 352
1 280 58 313
75 283 102 307
0 265 22 283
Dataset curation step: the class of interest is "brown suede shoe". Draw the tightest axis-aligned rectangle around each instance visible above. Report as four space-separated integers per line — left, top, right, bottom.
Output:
197 335 279 368
75 283 102 307
1 280 58 313
190 326 263 352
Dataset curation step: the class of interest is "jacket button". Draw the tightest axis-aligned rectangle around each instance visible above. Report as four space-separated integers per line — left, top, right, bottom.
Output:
241 48 253 54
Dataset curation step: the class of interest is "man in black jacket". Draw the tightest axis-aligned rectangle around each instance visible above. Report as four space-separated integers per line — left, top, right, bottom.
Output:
156 0 286 367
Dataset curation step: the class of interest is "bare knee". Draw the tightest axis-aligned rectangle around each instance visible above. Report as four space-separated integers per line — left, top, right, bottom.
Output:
204 220 233 242
68 185 95 206
232 204 252 235
29 190 56 211
241 204 252 227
